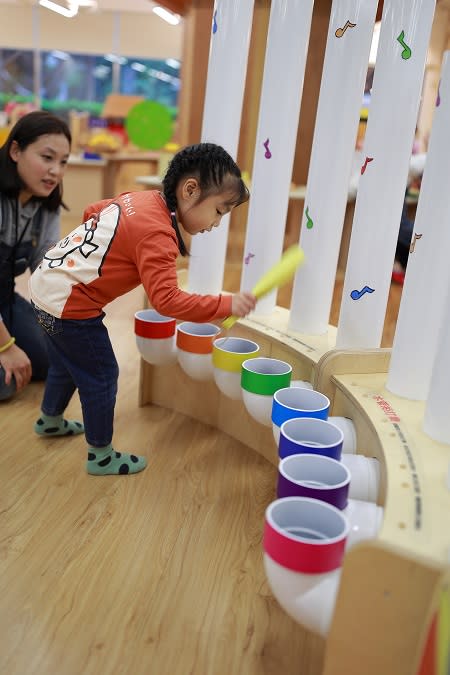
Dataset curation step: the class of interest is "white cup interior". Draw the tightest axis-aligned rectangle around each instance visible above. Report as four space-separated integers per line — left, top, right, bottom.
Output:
135 308 175 326
178 322 221 337
274 387 330 414
267 497 349 542
214 337 259 354
279 453 350 489
242 357 292 376
281 417 344 448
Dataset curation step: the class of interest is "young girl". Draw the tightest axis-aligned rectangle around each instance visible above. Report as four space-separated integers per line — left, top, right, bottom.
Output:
0 110 71 401
30 142 256 476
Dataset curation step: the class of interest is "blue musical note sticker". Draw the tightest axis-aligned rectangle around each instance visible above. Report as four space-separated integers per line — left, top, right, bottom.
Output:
350 285 375 300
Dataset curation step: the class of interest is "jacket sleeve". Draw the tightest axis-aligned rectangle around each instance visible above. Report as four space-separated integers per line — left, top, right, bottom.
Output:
135 227 232 322
29 209 61 273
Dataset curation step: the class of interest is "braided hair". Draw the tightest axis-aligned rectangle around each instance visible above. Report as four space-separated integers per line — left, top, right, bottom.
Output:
162 142 249 256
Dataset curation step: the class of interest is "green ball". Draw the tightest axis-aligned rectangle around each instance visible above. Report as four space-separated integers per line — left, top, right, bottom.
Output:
125 101 173 150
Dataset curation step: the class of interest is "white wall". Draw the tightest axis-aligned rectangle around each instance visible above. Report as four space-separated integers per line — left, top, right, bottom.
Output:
0 4 183 59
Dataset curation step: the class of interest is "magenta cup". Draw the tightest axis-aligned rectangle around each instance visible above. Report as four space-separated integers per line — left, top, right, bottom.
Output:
271 387 330 445
241 357 292 426
264 497 349 574
279 417 344 461
134 309 177 365
277 453 350 510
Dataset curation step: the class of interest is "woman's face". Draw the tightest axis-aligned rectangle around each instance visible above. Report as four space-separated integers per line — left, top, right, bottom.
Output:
9 133 70 204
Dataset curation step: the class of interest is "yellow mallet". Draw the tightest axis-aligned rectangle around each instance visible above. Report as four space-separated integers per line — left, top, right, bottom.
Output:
222 244 305 330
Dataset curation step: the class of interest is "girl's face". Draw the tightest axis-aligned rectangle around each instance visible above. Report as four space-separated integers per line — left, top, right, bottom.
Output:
176 177 236 236
9 133 70 205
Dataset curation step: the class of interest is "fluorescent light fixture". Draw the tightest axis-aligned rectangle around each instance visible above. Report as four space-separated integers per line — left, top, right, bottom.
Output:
131 62 147 73
165 58 180 69
152 6 180 25
104 53 128 65
50 49 70 60
39 0 78 18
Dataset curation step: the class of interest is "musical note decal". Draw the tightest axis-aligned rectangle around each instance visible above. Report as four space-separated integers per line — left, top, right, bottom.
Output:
244 252 255 265
350 285 375 300
212 10 218 34
361 156 374 175
397 31 412 60
436 80 441 107
335 20 356 38
305 206 314 229
409 233 422 253
263 138 272 159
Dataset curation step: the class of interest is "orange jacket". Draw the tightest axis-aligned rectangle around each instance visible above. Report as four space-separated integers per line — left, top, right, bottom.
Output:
30 190 232 321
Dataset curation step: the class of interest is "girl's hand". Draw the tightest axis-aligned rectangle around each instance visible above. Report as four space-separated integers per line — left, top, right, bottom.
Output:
231 291 257 318
0 344 32 392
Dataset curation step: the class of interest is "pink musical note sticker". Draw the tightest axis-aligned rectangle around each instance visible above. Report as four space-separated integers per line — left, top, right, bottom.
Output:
361 156 373 175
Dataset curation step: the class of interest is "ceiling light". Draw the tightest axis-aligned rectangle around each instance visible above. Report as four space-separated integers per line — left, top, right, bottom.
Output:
39 0 78 18
152 6 180 25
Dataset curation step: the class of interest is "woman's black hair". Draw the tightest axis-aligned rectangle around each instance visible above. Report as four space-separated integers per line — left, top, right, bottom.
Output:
0 110 72 211
162 142 250 256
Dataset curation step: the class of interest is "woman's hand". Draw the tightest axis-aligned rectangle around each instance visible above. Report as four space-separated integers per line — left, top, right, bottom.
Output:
231 291 257 318
0 344 32 392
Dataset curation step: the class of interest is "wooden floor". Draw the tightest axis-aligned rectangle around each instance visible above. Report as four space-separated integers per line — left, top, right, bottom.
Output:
0 259 402 675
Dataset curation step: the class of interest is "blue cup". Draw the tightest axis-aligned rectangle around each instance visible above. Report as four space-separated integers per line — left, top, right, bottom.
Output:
271 387 330 446
279 417 344 461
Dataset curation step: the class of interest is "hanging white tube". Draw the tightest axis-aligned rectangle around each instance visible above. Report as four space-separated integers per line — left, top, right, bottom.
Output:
187 0 254 295
387 52 450 400
423 282 450 444
288 0 378 335
239 0 314 315
336 0 436 349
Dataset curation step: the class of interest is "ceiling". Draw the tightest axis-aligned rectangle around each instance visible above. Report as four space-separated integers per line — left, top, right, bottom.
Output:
0 0 191 15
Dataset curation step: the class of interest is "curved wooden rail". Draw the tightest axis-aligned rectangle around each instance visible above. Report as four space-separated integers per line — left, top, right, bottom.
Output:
139 309 450 675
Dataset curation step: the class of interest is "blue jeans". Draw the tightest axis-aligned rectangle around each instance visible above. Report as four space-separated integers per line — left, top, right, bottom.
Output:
0 293 49 401
33 305 119 448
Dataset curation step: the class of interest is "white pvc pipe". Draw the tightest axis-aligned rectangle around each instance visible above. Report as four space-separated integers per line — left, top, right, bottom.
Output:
340 454 380 503
264 554 342 637
423 282 450 444
289 0 379 334
387 52 450 400
264 496 382 636
239 0 314 315
187 0 254 295
336 0 436 348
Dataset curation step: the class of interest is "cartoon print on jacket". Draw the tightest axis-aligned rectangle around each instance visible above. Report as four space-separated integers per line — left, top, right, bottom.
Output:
33 202 121 317
43 217 100 269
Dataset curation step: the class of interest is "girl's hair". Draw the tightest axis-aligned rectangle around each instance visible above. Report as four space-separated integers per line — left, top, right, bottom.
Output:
0 110 72 211
162 142 249 256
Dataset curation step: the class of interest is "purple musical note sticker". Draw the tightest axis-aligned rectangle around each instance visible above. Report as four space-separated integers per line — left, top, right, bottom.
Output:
436 80 441 107
212 10 218 34
263 138 272 159
244 252 255 265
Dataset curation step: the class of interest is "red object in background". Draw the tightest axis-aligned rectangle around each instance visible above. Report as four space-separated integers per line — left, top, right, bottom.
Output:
107 119 128 146
417 614 437 675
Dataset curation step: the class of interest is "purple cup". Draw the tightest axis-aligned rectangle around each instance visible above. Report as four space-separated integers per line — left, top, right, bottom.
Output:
279 417 344 461
277 453 350 510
